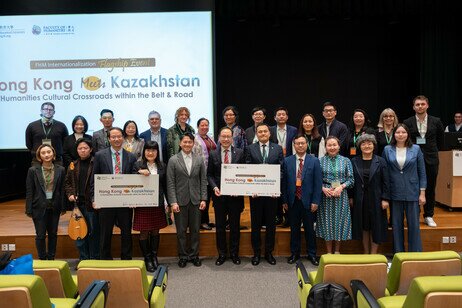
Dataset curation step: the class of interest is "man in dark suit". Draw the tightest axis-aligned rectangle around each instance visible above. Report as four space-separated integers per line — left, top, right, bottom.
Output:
167 133 208 268
245 123 284 265
318 102 350 156
270 107 298 227
403 95 444 227
208 127 245 266
139 110 168 163
91 127 137 260
245 106 266 145
92 109 114 154
282 135 322 266
25 102 68 166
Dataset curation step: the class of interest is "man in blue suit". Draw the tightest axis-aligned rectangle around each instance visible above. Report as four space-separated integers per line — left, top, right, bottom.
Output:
270 107 298 227
91 127 137 260
245 123 284 265
139 110 168 163
282 135 322 266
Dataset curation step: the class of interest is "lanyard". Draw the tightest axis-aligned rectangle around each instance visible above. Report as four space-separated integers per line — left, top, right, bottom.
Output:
385 131 392 144
277 129 286 147
306 134 312 153
41 122 52 139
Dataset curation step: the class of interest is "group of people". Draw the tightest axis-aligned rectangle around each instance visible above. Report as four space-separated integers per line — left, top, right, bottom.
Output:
24 95 458 270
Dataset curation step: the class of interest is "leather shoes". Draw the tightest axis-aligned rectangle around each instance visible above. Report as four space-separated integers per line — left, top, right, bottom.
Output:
251 255 260 266
287 254 300 264
215 255 226 266
192 257 202 267
307 255 319 266
231 255 241 265
265 254 276 265
178 259 188 268
200 223 212 230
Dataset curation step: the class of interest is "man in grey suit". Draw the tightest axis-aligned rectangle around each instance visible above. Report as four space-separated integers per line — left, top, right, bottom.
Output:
92 109 114 153
167 132 208 268
245 123 284 266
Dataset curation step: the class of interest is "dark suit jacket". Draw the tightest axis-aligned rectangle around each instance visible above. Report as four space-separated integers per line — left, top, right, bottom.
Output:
63 133 92 168
270 124 298 157
245 125 257 145
207 146 245 190
25 164 66 219
318 119 350 155
90 147 137 202
133 160 167 207
245 142 284 181
403 115 444 165
64 157 94 211
166 152 208 206
382 144 427 202
350 155 390 243
139 127 168 163
281 154 322 209
92 128 110 154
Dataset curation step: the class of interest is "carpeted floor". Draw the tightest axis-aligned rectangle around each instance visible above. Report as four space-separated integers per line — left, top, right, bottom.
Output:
68 256 319 307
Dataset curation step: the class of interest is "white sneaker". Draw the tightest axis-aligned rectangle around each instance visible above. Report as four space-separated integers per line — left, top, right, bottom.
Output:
424 217 437 227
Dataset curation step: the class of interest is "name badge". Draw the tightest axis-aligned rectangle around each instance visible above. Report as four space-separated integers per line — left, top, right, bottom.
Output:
46 191 53 200
331 181 341 188
349 147 357 156
296 179 302 187
42 139 52 146
416 137 426 145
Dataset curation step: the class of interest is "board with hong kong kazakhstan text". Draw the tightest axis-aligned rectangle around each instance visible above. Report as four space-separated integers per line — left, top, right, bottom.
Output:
220 164 280 197
94 174 159 208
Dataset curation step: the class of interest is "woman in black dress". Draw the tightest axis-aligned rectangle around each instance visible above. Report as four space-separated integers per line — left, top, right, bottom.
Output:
347 109 375 159
350 134 390 254
133 141 168 272
375 108 399 156
63 115 92 168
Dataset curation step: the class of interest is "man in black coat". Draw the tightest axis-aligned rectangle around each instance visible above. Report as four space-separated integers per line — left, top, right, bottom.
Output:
207 127 245 266
245 123 283 265
317 102 350 156
25 102 68 166
91 127 137 259
403 95 444 227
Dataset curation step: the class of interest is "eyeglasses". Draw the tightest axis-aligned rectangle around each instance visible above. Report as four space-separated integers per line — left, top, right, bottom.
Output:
224 114 235 117
323 109 335 113
383 115 395 118
294 142 307 146
253 112 264 116
101 116 113 120
42 108 54 111
149 118 160 121
220 136 232 140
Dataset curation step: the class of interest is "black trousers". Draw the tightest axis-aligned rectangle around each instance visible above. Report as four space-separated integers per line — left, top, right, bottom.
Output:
201 185 213 224
214 195 244 256
423 162 438 218
250 196 277 255
33 208 61 260
99 207 133 260
289 198 317 257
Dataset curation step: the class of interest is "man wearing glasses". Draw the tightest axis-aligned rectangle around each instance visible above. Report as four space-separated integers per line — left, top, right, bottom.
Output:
318 102 350 156
25 102 68 166
92 109 115 154
139 110 168 163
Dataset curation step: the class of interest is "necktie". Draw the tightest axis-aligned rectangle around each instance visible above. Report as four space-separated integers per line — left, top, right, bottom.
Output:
224 149 229 164
114 151 121 174
296 158 303 199
262 144 267 163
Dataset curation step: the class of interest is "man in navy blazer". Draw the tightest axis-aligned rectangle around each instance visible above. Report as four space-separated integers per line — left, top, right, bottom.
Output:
207 127 245 266
318 102 350 156
403 95 444 227
282 135 322 266
139 110 168 163
245 123 284 265
270 107 298 227
91 127 137 260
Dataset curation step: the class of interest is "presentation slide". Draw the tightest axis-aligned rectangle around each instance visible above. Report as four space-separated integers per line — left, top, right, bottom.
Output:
0 11 214 150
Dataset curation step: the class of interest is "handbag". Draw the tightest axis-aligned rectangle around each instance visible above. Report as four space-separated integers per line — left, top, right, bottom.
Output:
68 205 88 240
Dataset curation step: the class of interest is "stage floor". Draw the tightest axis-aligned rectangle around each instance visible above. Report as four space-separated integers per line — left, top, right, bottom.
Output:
1 199 461 258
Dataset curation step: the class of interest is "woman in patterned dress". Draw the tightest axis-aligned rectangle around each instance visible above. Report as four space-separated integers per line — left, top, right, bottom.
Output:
133 141 168 272
222 106 247 150
317 136 355 254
